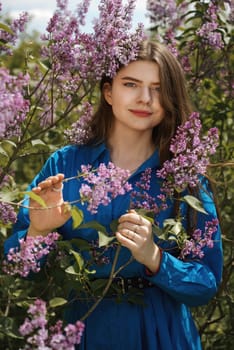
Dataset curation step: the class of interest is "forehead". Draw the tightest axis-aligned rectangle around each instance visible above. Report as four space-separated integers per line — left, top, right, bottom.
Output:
116 60 160 83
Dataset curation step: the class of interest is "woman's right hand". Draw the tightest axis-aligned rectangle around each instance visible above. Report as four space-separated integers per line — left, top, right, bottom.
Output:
27 174 71 237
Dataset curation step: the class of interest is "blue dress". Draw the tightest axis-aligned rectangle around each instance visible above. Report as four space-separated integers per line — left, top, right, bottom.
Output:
4 143 223 350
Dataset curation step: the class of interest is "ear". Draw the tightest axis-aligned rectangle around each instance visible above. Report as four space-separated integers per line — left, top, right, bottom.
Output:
103 82 112 105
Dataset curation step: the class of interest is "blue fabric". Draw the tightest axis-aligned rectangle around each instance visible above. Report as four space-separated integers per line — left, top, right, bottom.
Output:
4 143 223 350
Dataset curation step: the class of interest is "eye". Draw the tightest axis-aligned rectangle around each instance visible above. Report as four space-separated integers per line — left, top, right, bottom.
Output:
151 86 161 93
123 82 137 88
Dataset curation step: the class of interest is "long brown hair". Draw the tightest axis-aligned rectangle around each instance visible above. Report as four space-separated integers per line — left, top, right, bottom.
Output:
87 40 193 165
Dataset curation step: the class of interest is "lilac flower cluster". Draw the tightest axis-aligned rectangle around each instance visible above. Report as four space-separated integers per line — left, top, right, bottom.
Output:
0 202 17 225
146 1 192 73
146 0 188 30
0 67 30 139
180 219 219 259
19 299 85 349
196 2 224 49
3 233 60 277
90 239 111 265
130 168 160 214
157 112 219 196
41 0 145 83
0 4 29 54
64 102 93 144
0 171 17 224
79 162 132 214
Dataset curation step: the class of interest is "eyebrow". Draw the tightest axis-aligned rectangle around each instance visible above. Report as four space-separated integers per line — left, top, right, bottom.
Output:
121 76 160 85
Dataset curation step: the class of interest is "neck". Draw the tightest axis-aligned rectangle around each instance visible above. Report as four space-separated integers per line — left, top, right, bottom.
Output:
108 130 155 172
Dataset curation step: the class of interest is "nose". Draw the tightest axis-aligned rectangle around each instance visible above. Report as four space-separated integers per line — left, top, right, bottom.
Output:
138 86 152 104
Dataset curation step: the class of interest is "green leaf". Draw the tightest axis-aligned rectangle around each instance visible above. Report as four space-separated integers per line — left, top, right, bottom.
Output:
98 231 116 248
78 220 107 234
0 146 9 166
49 297 67 308
90 278 107 292
31 139 46 146
70 249 84 270
0 189 19 202
0 140 17 157
30 139 51 152
183 195 208 214
110 218 119 233
152 223 163 237
163 218 183 236
70 238 91 251
37 59 50 73
65 265 79 275
0 22 14 34
71 206 84 228
23 191 47 208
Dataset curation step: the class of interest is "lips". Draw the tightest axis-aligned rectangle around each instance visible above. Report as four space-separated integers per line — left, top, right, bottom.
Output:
129 109 152 117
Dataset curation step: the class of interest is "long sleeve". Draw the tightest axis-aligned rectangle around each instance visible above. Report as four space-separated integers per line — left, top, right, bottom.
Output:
3 146 70 255
143 177 223 307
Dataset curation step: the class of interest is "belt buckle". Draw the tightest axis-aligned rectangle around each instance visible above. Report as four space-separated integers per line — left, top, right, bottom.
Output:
115 276 126 294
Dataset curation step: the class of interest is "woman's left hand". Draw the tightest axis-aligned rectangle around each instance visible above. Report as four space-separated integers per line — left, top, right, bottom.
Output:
116 209 161 273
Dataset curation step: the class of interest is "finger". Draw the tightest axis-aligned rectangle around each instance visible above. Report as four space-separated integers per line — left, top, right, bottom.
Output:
51 183 64 192
119 228 140 242
50 174 65 185
36 179 53 190
116 231 138 248
119 212 146 226
118 222 140 234
34 174 64 191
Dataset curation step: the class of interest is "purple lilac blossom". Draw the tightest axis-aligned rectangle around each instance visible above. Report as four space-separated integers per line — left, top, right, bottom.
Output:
3 233 60 277
90 239 111 265
0 68 30 139
79 162 132 214
19 299 85 349
146 1 191 73
146 0 188 29
0 202 17 225
180 218 219 259
196 2 224 49
41 0 145 83
157 112 219 196
130 168 160 214
0 5 29 54
64 102 93 144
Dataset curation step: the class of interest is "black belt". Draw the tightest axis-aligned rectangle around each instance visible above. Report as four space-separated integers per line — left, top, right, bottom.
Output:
111 277 154 295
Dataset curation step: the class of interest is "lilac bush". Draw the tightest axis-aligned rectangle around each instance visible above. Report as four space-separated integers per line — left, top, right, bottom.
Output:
19 299 85 349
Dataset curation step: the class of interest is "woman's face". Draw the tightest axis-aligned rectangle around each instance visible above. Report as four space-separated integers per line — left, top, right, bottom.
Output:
104 60 165 134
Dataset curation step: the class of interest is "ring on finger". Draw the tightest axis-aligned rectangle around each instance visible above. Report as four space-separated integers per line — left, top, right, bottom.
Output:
127 230 135 240
133 224 140 234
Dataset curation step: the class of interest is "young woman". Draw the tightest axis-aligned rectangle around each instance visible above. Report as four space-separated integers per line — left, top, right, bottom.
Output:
5 41 222 349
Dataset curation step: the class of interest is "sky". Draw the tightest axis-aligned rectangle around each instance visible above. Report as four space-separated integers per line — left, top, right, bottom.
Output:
1 0 151 34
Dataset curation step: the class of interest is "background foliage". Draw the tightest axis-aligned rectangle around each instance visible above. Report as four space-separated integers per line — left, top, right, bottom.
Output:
0 0 233 349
